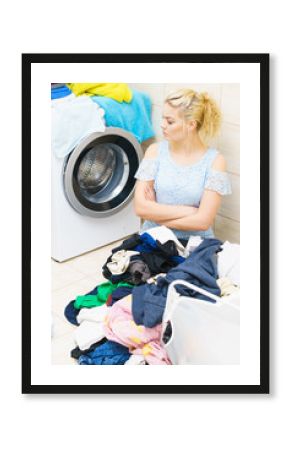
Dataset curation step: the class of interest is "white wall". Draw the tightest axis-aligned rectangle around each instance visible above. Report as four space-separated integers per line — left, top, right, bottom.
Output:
130 83 240 243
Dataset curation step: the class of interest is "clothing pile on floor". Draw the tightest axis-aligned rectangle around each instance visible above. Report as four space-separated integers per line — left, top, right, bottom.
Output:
63 226 240 365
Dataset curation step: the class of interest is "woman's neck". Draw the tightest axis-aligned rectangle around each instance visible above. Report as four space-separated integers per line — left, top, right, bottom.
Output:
170 134 206 155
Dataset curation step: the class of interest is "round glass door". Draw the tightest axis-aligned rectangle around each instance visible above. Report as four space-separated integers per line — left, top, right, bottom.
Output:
63 129 142 217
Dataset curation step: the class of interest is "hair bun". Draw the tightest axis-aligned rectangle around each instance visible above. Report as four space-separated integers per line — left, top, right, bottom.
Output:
165 88 221 142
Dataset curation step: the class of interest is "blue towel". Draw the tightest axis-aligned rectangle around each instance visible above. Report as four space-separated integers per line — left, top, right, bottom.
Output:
135 232 185 265
134 232 159 253
78 340 130 365
91 89 155 143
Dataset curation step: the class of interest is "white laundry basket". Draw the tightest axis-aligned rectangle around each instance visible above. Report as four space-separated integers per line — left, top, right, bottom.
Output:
162 280 240 365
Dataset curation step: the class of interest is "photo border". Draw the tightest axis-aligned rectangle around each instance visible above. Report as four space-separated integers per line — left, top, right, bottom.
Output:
22 53 269 394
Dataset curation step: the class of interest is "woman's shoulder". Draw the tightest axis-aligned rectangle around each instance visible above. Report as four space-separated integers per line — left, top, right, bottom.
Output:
204 148 227 171
210 151 227 171
134 142 161 181
143 143 158 160
204 151 231 196
143 141 166 160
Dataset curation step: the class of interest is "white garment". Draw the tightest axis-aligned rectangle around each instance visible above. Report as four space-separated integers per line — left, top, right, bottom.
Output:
217 277 240 296
74 321 105 351
125 355 146 365
143 225 186 257
185 236 203 254
217 241 240 286
107 250 140 275
75 305 109 350
77 305 109 324
51 93 106 158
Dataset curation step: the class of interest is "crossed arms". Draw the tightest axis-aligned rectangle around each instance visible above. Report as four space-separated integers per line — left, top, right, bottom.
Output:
134 149 226 232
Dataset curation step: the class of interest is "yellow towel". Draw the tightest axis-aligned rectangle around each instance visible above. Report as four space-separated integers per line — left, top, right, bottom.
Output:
67 83 132 103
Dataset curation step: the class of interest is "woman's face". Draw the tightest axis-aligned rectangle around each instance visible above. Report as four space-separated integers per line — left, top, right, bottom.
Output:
161 102 187 142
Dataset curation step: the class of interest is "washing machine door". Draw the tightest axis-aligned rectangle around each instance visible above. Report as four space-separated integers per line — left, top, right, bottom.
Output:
63 128 143 217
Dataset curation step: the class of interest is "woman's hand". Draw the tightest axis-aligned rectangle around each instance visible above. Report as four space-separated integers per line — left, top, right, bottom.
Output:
157 190 222 231
156 206 198 225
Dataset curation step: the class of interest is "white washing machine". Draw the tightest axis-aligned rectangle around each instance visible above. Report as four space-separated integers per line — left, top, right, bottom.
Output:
51 127 143 262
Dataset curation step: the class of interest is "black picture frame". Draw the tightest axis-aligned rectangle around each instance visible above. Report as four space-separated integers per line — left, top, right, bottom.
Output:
22 53 269 394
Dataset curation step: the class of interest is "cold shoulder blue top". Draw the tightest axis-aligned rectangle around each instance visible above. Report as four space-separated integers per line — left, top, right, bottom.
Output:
134 140 232 239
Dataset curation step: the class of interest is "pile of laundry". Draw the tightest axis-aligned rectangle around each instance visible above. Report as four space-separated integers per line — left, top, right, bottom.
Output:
51 82 155 159
63 226 240 365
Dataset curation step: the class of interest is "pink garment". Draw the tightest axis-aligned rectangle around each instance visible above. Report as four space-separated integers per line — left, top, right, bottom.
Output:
104 295 171 365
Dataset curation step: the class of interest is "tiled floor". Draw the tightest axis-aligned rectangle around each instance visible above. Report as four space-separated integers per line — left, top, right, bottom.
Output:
51 238 124 364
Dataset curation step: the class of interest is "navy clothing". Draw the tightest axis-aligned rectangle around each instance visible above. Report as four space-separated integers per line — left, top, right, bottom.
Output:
132 238 222 328
111 285 134 305
134 232 160 253
140 251 176 275
64 300 80 325
165 238 222 298
112 234 142 253
102 232 184 282
71 338 108 359
137 233 185 266
78 340 130 365
135 233 183 262
64 285 99 325
86 286 99 296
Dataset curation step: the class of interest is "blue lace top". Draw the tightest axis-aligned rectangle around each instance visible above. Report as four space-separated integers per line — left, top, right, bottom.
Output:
134 140 232 239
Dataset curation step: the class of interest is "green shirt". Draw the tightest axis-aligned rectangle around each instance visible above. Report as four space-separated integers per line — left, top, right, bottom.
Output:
74 281 133 309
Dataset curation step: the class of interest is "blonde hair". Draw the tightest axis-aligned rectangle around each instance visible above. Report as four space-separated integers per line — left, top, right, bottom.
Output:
165 88 222 142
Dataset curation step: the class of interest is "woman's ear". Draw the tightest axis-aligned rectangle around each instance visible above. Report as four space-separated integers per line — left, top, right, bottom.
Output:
187 119 197 132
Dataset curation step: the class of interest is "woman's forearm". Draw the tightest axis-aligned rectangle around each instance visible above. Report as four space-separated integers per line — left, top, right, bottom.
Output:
135 200 197 222
156 212 211 231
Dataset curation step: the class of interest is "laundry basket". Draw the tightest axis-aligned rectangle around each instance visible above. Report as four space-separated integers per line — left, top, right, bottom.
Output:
162 280 240 365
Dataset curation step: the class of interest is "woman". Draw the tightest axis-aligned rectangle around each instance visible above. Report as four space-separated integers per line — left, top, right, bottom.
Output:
134 88 232 239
